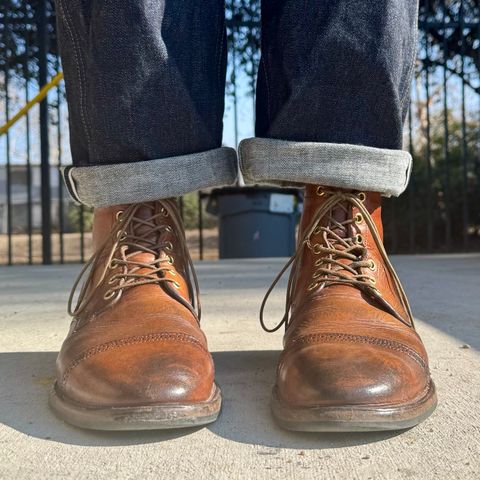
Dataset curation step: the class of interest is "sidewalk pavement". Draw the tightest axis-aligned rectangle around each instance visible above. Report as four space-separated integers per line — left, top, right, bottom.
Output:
1 255 479 480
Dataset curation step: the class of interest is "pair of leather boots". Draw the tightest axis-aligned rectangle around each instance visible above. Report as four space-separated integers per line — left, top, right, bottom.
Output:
50 186 437 431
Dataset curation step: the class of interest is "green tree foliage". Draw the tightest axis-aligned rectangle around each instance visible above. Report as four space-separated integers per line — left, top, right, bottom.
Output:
181 193 217 230
226 0 261 96
0 0 57 81
66 204 93 233
383 110 480 251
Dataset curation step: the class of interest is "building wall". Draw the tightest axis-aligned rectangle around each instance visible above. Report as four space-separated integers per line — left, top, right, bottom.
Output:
0 165 73 234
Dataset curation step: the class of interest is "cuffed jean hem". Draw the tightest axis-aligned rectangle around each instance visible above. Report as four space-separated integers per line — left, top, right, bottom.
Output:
238 138 412 197
62 147 238 207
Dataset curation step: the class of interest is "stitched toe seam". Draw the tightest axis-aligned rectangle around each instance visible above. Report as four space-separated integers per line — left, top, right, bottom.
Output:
287 333 427 370
61 332 208 387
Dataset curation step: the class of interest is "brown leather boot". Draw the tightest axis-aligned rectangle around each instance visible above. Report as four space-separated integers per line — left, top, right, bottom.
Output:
261 185 436 431
50 199 221 430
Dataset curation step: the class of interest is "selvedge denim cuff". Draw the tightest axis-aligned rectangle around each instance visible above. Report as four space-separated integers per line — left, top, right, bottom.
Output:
62 147 238 207
238 138 412 197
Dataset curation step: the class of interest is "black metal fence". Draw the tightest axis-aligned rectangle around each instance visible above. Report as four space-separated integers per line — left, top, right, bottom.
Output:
1 0 479 265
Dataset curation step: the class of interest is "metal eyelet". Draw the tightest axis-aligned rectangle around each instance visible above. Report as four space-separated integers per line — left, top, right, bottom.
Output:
307 282 319 291
312 270 323 279
368 276 377 285
165 225 173 233
107 275 118 285
368 259 376 271
103 289 116 300
316 186 325 197
167 255 174 265
172 281 181 289
116 230 127 241
313 226 322 235
108 260 117 269
358 192 366 202
164 241 174 251
169 269 177 277
312 243 323 254
355 234 364 244
115 210 124 221
161 208 169 217
355 213 363 224
314 259 323 267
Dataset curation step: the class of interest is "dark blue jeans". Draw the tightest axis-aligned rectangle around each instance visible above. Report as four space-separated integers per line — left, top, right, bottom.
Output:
56 0 418 208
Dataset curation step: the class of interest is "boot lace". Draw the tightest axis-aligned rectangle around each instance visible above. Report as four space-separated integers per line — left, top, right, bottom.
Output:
68 199 201 320
260 189 413 332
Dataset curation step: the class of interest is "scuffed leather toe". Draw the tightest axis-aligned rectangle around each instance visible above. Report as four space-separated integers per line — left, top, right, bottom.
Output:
277 339 430 408
59 339 215 407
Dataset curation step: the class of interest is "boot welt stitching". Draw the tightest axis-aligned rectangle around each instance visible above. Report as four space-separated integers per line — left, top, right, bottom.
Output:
286 333 427 370
62 333 208 387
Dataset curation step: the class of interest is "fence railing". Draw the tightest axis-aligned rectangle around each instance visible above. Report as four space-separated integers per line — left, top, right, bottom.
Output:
1 0 479 265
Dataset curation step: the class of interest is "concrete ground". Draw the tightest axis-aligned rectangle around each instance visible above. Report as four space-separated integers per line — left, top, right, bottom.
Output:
0 255 479 480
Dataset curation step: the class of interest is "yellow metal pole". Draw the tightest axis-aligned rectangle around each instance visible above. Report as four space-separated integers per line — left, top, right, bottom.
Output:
0 71 64 136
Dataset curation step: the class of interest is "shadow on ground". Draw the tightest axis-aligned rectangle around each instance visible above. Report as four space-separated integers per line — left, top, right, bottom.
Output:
0 351 402 448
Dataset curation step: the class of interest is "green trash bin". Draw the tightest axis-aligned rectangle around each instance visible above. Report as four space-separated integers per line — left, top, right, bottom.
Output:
207 187 301 259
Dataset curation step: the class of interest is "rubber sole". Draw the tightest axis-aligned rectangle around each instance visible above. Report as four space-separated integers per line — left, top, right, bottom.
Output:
271 382 437 432
49 383 222 431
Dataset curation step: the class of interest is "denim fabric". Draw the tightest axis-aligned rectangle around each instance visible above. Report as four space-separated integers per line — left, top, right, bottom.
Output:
55 0 227 166
55 0 419 206
256 0 419 150
239 139 412 197
63 147 238 207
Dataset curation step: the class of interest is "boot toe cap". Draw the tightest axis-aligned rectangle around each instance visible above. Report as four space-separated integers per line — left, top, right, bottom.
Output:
277 338 431 408
58 338 215 407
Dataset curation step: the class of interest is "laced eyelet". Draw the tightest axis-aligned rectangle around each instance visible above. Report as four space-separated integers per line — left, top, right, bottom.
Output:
368 259 376 271
312 243 322 254
115 210 124 221
116 230 127 241
316 186 325 197
357 192 366 202
164 241 174 251
161 208 169 217
312 270 323 279
108 260 117 269
307 282 319 291
103 289 116 300
314 259 323 266
355 213 363 224
355 234 364 244
107 275 118 285
167 255 174 265
313 226 322 235
165 225 173 233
